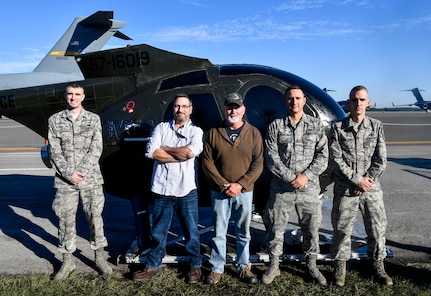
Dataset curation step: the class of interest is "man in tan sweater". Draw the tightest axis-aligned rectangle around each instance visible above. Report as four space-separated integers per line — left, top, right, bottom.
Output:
202 92 264 285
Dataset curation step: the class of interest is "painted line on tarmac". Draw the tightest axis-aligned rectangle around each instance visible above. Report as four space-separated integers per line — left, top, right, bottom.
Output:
0 148 41 152
0 168 50 172
0 125 23 128
386 141 431 145
383 123 431 126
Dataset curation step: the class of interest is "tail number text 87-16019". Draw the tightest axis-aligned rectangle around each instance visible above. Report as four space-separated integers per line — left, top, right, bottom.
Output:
89 51 150 72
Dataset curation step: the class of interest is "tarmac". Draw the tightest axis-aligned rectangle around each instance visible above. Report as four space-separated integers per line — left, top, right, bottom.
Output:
0 111 430 275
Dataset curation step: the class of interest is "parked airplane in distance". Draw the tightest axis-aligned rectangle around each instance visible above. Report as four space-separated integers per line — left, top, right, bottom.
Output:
392 88 431 112
323 88 350 113
337 100 348 113
0 11 131 92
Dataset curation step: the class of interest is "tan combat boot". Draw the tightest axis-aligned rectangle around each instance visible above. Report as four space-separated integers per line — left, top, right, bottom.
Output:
262 255 281 284
333 259 346 287
373 260 393 286
306 254 327 285
95 248 113 276
54 253 76 280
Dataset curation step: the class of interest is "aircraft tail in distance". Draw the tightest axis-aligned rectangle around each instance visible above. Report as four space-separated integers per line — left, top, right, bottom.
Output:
393 88 430 111
410 87 425 103
33 11 132 74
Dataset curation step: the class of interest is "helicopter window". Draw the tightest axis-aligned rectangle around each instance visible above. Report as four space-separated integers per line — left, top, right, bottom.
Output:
244 85 317 134
163 93 221 132
243 86 285 135
158 70 209 92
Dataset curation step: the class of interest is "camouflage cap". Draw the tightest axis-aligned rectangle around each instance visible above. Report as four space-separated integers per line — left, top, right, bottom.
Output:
224 93 244 106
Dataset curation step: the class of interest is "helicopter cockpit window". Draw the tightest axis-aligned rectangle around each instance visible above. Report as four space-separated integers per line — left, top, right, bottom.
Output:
158 70 210 92
243 86 285 135
244 86 317 135
163 93 221 131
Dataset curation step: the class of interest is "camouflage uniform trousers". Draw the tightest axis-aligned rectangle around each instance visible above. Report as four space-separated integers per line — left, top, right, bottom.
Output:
263 184 323 257
330 183 388 261
53 185 108 254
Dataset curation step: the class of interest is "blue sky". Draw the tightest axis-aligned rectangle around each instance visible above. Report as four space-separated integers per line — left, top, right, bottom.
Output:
1 0 431 108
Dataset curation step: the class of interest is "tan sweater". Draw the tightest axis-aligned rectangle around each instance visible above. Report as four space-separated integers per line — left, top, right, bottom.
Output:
202 121 264 193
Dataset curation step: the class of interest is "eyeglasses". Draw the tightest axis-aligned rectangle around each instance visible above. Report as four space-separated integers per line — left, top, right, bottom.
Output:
173 105 191 109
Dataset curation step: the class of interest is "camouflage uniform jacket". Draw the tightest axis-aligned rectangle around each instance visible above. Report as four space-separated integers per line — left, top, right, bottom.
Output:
48 108 104 189
329 115 387 189
265 113 328 192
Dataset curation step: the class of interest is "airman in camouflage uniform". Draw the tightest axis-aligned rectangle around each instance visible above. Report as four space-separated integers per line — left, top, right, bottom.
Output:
262 86 328 285
329 85 393 286
48 82 112 280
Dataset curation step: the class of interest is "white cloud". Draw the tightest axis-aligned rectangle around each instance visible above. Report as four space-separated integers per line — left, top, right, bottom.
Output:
137 16 365 43
0 61 38 74
274 0 370 11
179 0 208 7
0 48 44 73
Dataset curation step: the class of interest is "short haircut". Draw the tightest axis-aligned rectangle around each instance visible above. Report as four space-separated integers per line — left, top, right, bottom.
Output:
284 85 304 97
174 93 192 106
65 82 84 93
349 85 368 100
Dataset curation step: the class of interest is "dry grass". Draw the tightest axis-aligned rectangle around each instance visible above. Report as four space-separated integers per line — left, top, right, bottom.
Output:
1 260 430 296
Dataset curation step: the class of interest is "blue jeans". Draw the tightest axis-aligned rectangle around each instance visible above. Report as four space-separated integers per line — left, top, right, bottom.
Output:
144 189 201 269
209 190 253 274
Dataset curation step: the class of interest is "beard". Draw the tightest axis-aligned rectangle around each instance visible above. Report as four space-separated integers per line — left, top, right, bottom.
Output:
227 115 240 124
174 113 187 123
230 115 241 124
